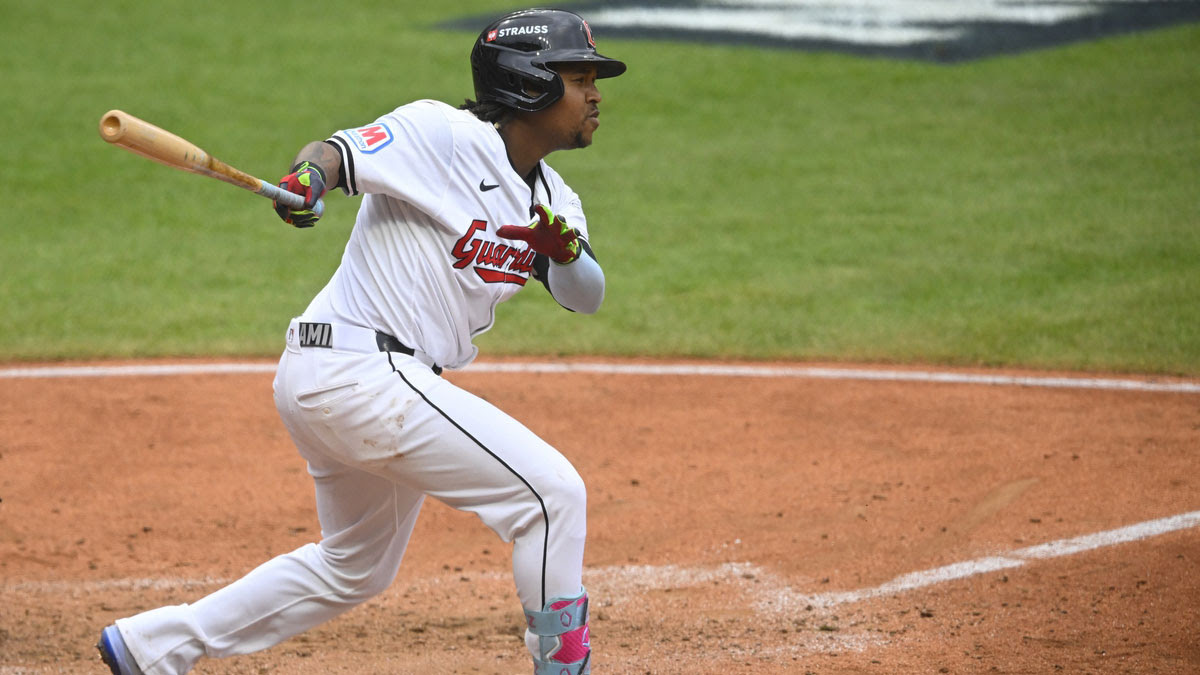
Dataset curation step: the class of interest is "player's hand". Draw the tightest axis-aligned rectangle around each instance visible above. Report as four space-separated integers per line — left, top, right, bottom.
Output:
273 161 327 228
497 204 581 264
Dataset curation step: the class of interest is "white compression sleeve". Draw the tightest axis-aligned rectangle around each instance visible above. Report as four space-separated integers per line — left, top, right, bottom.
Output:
546 251 605 314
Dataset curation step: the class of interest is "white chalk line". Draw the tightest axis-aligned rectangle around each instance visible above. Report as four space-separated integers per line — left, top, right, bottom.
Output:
5 575 230 594
9 511 1198 618
755 509 1200 613
1 361 1197 392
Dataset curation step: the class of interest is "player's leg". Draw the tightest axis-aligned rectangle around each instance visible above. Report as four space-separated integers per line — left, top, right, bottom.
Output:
108 350 425 674
349 355 591 673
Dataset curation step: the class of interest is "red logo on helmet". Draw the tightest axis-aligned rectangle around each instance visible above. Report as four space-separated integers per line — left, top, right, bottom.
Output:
583 20 595 47
487 29 498 42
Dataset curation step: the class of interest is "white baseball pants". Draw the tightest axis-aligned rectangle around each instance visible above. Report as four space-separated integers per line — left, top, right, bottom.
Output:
115 333 587 674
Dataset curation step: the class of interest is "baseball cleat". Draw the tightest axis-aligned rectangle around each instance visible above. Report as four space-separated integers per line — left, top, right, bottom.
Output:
97 625 146 675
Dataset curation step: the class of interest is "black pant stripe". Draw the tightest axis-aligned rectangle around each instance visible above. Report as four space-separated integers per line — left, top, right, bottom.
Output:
386 353 550 607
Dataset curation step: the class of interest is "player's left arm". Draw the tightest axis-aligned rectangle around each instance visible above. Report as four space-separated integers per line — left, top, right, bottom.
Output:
539 198 604 313
498 203 604 314
537 240 604 314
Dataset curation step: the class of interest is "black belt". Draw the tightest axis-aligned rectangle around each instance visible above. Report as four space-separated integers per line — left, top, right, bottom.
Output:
375 331 443 376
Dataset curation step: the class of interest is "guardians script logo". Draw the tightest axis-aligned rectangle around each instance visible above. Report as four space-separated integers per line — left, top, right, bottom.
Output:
451 220 537 286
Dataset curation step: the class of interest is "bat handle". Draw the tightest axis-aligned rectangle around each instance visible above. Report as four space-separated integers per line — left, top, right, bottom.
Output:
258 180 325 219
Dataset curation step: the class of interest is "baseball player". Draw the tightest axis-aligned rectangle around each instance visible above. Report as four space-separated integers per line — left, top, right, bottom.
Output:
96 9 623 675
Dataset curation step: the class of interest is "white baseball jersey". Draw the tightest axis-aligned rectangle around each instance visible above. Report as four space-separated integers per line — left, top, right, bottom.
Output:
303 100 589 370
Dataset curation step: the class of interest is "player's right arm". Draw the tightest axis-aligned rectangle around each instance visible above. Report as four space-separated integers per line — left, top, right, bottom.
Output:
288 141 344 190
273 141 344 227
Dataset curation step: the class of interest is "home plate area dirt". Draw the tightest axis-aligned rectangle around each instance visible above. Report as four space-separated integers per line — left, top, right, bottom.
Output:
1 358 1198 673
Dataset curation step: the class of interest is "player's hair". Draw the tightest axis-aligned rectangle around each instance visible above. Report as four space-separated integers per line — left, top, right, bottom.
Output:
460 98 513 125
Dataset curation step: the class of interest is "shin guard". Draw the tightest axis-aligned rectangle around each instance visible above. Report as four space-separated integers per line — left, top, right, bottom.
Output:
524 589 591 675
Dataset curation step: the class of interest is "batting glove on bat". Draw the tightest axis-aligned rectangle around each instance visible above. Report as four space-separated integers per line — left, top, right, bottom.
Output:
273 161 327 228
497 204 581 264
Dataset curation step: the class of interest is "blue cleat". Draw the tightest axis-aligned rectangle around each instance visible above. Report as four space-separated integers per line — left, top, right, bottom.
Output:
96 625 145 675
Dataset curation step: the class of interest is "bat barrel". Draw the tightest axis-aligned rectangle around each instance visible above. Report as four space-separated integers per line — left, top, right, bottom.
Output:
98 109 325 220
99 110 129 143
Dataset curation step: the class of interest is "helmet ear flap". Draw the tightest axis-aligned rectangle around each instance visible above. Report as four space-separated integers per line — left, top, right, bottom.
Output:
481 48 563 112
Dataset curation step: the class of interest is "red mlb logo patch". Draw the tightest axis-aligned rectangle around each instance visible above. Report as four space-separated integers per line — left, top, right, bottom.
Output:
346 124 393 154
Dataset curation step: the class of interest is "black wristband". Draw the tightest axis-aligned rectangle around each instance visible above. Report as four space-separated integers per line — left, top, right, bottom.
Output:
290 160 327 184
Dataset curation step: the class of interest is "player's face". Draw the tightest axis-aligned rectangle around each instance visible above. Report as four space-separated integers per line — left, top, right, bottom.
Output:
540 64 602 150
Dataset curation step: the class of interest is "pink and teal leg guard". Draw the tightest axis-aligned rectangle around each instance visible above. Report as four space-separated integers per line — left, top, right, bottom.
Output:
524 589 590 675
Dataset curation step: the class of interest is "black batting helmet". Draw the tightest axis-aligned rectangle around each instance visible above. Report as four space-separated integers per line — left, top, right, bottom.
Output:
470 8 626 113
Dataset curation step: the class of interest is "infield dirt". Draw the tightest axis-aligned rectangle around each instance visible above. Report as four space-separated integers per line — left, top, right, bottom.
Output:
1 358 1198 673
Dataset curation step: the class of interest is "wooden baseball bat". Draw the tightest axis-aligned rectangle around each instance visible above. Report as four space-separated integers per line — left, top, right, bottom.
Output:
97 109 323 217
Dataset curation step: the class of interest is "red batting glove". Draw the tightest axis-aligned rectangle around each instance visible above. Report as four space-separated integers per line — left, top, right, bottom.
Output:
497 204 581 264
273 161 327 228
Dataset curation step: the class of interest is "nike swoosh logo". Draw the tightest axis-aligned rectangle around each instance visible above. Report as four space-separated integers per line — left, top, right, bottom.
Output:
479 180 500 192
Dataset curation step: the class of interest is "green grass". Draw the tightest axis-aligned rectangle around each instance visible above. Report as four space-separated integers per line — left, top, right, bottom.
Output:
2 1 1198 374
